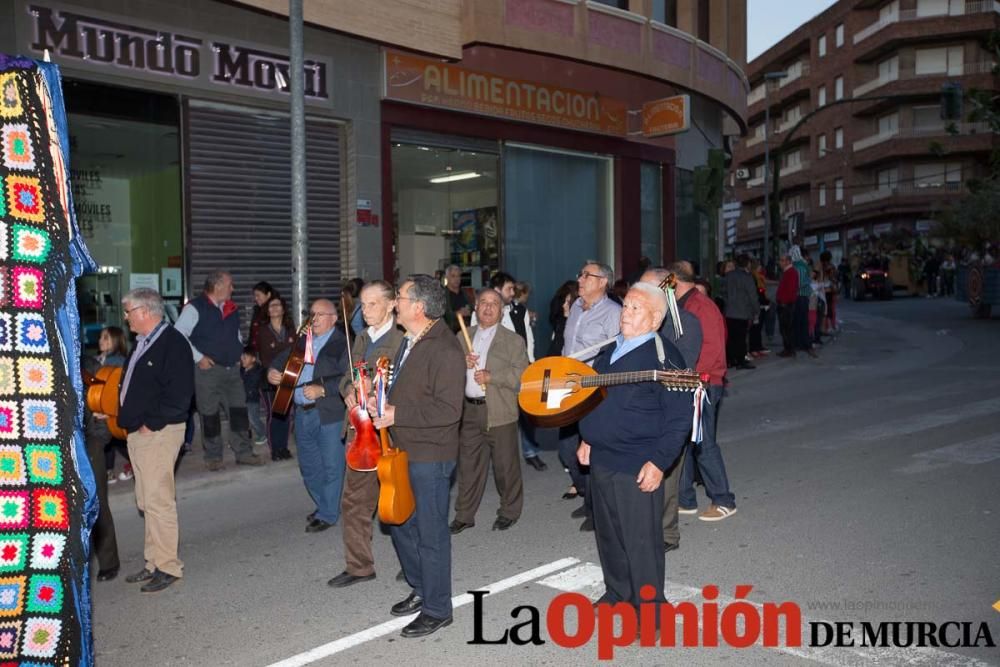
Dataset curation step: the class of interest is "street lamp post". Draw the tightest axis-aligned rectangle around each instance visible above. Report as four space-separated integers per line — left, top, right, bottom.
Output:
761 70 787 274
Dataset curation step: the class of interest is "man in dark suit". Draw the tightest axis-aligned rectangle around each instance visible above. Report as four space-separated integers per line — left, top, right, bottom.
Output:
268 299 349 533
450 288 529 535
578 283 693 611
372 275 465 638
117 288 195 593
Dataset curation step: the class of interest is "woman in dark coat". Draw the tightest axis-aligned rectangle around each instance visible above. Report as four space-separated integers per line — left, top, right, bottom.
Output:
255 296 296 460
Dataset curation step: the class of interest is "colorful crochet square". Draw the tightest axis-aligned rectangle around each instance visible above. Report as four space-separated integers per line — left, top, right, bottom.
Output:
4 175 45 224
0 223 7 262
0 492 28 530
22 400 56 440
0 577 25 617
24 445 60 486
1 124 34 171
0 446 25 486
0 73 22 119
14 314 47 354
0 620 22 659
0 402 18 441
0 315 10 352
11 267 43 310
0 267 7 309
16 358 53 395
25 576 62 614
0 359 12 395
21 617 60 658
30 490 67 531
27 534 64 570
11 225 50 265
0 535 27 574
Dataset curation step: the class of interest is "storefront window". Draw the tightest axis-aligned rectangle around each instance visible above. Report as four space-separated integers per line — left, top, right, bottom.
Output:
66 81 182 345
640 162 663 264
503 143 613 359
674 167 699 268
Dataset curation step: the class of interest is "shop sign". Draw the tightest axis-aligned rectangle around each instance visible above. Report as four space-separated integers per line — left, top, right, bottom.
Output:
641 95 690 137
915 220 932 232
823 231 840 242
847 227 865 240
384 50 628 137
873 223 892 235
24 3 330 100
804 235 818 247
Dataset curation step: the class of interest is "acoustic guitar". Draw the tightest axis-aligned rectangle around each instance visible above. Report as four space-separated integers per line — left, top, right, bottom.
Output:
373 356 415 525
271 317 313 417
518 356 704 428
83 366 128 439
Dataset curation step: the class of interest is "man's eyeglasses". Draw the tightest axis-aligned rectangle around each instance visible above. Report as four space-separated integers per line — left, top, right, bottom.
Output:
309 311 335 318
123 306 146 317
578 271 604 281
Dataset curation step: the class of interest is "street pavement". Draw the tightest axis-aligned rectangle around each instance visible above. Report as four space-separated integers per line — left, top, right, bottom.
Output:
93 296 1000 666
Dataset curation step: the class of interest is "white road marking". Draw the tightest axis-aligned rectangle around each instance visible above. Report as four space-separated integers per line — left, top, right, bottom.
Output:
265 557 580 667
853 398 1000 442
896 434 1000 474
539 563 995 667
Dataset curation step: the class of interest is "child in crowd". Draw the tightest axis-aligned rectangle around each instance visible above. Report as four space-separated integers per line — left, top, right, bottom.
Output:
240 346 267 446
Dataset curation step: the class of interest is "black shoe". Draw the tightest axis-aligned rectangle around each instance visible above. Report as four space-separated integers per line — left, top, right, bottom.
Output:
449 519 474 535
396 569 406 582
97 566 119 582
400 612 452 638
561 489 579 500
140 569 180 593
525 456 548 471
579 517 594 532
305 518 335 533
570 504 588 519
307 511 317 522
125 568 155 584
664 541 679 554
492 516 516 531
328 571 376 588
736 362 756 370
390 593 423 617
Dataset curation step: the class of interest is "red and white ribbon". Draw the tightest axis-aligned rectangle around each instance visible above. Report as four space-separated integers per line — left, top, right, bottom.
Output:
692 385 707 444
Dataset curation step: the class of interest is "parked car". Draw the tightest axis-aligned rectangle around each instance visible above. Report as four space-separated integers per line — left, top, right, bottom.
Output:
851 266 893 301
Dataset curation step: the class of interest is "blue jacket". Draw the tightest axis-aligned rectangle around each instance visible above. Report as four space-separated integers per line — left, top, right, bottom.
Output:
579 337 693 476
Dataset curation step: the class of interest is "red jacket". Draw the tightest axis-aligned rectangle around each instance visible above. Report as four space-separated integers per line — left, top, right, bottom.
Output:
680 289 727 386
777 266 800 305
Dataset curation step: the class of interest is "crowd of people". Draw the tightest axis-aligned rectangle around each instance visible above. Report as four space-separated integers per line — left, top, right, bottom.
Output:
83 257 771 636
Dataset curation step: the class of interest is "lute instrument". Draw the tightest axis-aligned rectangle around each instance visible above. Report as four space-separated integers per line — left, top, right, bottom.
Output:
518 356 704 427
345 362 381 472
271 317 313 417
373 356 415 525
83 365 128 439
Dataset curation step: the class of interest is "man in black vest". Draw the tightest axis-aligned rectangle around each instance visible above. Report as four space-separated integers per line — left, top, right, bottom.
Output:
175 271 264 470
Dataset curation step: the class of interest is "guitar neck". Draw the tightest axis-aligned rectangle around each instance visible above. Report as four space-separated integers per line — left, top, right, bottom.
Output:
579 370 697 389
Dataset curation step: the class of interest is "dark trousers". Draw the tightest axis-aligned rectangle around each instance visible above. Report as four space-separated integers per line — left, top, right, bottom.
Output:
86 416 120 572
793 296 811 351
558 423 592 516
679 384 735 509
748 316 764 353
194 363 254 462
778 304 795 353
261 388 291 455
341 466 379 576
662 445 687 546
454 404 523 524
725 317 749 366
591 463 666 606
391 460 456 620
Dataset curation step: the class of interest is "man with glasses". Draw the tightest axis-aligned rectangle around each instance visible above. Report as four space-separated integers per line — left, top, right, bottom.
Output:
175 270 264 471
117 288 194 593
560 261 621 531
267 299 349 532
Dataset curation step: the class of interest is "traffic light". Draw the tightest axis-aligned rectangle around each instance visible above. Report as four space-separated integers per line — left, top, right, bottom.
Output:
941 82 963 121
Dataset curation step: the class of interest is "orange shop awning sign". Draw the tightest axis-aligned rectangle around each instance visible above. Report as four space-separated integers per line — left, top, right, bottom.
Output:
384 51 628 137
642 95 690 137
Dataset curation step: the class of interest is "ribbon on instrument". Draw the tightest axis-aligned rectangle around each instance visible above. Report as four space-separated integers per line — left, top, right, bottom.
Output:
666 284 683 338
691 384 708 444
374 365 387 418
304 326 316 364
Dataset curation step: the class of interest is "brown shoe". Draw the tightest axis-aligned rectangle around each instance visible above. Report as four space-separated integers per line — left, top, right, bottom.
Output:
698 505 737 522
205 460 225 472
236 454 264 466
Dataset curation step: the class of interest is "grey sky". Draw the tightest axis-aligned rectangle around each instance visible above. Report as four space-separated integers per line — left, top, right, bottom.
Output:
747 0 838 61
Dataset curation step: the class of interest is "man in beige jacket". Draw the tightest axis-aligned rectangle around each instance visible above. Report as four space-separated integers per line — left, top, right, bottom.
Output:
450 288 530 534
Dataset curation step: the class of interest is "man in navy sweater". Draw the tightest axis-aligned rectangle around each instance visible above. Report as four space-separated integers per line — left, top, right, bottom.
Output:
578 282 693 610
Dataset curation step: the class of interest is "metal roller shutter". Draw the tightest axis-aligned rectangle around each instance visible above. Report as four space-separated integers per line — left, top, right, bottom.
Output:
186 100 343 325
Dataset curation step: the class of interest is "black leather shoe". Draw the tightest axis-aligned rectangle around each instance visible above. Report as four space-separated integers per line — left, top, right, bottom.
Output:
125 568 155 584
306 518 335 533
400 612 452 638
449 519 474 535
525 456 547 471
140 569 179 593
396 569 406 582
307 511 317 522
328 571 376 588
570 504 588 519
561 488 579 500
492 516 516 531
664 541 679 553
390 593 423 616
97 566 119 582
579 517 595 532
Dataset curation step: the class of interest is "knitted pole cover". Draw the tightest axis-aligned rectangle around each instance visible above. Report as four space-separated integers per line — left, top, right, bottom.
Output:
0 54 97 666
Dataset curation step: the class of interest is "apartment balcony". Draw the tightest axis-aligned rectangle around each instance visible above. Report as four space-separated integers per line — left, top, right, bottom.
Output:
779 160 810 177
853 61 996 98
852 2 1000 62
746 175 766 188
748 85 767 107
852 63 999 117
853 122 992 152
745 133 766 148
850 182 965 217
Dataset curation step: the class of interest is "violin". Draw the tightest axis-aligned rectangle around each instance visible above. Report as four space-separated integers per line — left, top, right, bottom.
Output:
345 362 381 472
373 356 414 525
271 317 313 417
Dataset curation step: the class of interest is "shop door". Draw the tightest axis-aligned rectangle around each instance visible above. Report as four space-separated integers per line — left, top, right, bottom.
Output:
186 101 343 322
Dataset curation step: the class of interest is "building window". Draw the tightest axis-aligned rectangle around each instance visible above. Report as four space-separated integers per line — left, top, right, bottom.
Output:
916 0 961 17
877 167 899 191
818 134 827 156
783 149 802 169
835 23 844 47
914 162 962 187
818 35 827 58
881 1 900 22
877 111 899 136
834 127 844 149
697 0 710 41
818 184 827 207
591 0 630 9
834 177 844 201
834 76 844 100
652 0 677 26
878 55 899 81
913 105 942 129
818 86 827 107
915 46 964 76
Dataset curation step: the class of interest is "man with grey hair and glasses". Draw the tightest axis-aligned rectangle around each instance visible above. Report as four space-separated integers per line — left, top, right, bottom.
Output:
117 288 194 593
